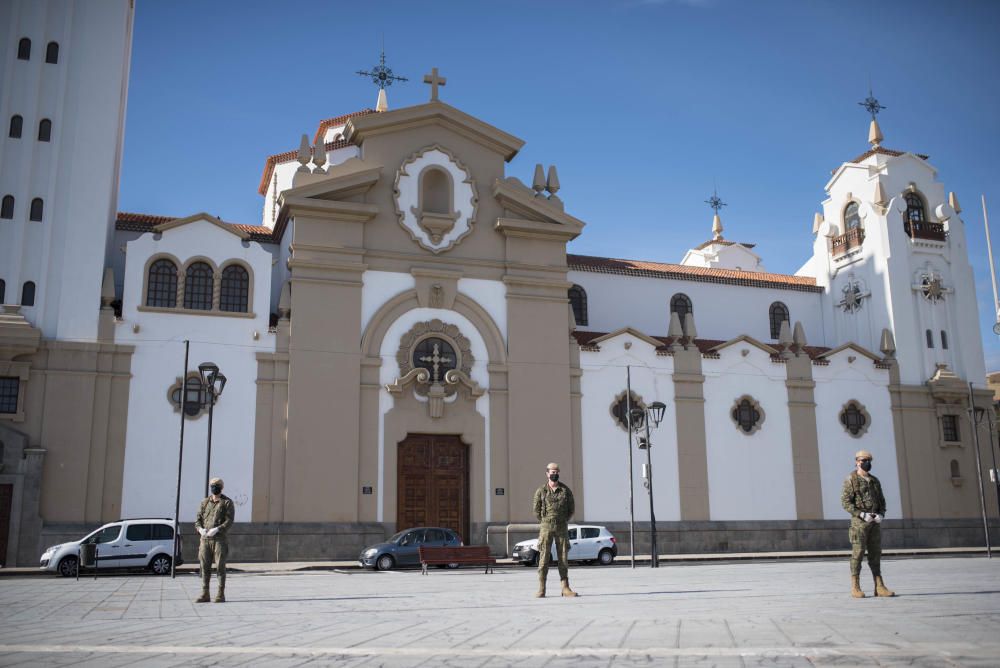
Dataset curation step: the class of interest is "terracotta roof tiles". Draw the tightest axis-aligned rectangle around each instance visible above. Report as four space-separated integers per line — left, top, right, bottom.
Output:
571 330 841 363
115 212 276 243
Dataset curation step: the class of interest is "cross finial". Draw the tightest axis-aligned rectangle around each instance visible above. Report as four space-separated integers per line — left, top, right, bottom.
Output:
705 188 726 215
357 48 408 90
858 86 886 121
423 67 446 102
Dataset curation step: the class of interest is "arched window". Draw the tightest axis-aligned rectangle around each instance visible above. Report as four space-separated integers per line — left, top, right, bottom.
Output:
183 262 213 310
1 195 13 219
670 293 693 320
905 193 926 224
45 42 59 64
0 279 5 303
768 302 789 339
941 330 948 350
844 202 861 230
38 119 52 142
926 329 934 348
219 264 249 313
17 38 31 60
146 259 178 308
568 284 588 326
21 281 35 306
29 198 43 221
950 459 960 479
420 167 451 214
9 115 22 138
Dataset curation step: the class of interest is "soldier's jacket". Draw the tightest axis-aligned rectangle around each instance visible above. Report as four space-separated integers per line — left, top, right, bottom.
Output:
533 482 575 527
840 471 886 518
195 494 235 540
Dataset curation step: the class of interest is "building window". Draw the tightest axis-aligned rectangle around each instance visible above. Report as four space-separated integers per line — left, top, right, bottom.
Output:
17 38 30 60
568 284 588 326
9 115 22 139
941 331 948 350
731 395 764 435
0 377 19 414
670 293 693 319
926 329 934 348
0 279 5 303
905 193 926 225
45 42 58 64
844 202 861 229
38 119 52 142
169 374 207 417
183 262 213 310
29 198 43 221
146 259 178 308
839 401 870 437
21 281 35 307
610 390 645 431
412 336 457 383
1 195 13 219
941 414 959 442
768 301 789 339
219 264 249 313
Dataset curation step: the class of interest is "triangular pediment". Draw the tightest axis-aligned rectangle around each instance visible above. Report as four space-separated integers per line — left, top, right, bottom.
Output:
816 342 882 363
708 335 778 356
153 213 248 239
285 158 382 201
493 178 585 241
588 327 664 350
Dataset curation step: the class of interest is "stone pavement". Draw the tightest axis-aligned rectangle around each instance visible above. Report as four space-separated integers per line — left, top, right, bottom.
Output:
0 556 998 667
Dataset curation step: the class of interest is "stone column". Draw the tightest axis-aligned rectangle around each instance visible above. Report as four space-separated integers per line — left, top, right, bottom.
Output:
784 354 823 519
672 345 710 520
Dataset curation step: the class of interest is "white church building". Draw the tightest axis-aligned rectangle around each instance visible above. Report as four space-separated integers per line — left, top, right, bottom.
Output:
1 0 996 566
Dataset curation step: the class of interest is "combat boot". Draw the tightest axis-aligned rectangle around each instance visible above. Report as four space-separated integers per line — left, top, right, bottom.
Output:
214 587 226 603
560 579 579 597
873 575 895 597
195 589 210 603
535 573 546 598
851 575 865 598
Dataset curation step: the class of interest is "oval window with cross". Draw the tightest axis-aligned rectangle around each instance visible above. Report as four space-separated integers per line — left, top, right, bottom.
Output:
412 337 458 383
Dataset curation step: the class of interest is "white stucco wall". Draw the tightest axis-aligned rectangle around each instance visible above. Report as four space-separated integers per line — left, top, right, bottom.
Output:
117 220 274 521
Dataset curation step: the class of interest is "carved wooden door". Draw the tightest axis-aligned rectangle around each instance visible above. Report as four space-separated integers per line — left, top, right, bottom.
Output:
0 484 11 567
397 434 469 543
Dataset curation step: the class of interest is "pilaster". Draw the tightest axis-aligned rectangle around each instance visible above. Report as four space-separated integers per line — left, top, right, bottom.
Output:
785 355 823 519
672 346 710 520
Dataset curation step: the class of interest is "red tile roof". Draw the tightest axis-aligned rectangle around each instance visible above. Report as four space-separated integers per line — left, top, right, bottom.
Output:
567 254 823 293
849 146 929 164
312 108 378 145
115 212 276 243
571 331 838 362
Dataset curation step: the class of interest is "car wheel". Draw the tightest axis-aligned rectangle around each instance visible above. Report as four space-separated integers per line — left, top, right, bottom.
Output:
149 554 172 575
375 554 395 571
598 548 614 565
530 551 539 567
57 556 78 578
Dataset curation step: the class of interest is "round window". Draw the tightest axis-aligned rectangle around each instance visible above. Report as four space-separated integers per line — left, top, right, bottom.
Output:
412 337 458 382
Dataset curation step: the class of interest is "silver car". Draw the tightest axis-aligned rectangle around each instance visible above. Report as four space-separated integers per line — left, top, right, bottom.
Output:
39 518 183 577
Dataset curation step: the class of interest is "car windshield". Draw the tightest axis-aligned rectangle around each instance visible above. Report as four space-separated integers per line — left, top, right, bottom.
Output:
389 530 408 543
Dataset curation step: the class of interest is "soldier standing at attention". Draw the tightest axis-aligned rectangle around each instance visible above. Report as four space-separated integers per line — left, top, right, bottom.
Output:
841 450 895 598
533 462 578 598
194 476 235 603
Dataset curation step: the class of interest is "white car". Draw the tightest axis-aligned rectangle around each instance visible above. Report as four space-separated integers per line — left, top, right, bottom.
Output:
512 524 618 566
40 518 183 577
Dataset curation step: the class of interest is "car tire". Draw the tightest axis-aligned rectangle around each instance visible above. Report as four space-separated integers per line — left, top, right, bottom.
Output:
375 554 395 571
530 551 539 567
57 556 78 578
149 554 172 575
598 548 614 565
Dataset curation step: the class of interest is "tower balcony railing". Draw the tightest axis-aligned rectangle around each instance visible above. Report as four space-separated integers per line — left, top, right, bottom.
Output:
903 220 947 242
831 226 865 256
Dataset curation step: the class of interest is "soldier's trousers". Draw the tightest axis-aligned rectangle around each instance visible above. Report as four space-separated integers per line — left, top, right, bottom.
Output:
849 519 881 576
199 538 228 591
538 525 570 581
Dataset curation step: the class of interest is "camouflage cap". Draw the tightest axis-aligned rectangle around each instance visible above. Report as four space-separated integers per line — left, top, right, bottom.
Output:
546 462 560 471
854 450 873 461
209 477 224 488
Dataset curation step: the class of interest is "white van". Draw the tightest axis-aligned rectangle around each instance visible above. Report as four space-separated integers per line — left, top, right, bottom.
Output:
39 518 183 577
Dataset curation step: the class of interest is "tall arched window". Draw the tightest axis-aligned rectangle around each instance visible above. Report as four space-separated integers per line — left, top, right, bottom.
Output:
926 329 934 348
768 302 789 339
29 198 43 221
844 202 861 230
45 42 59 64
670 293 693 320
219 264 249 313
183 262 214 310
941 330 948 350
146 259 178 308
9 115 22 138
21 281 35 306
17 38 31 60
1 195 13 219
0 279 5 303
38 119 52 142
568 284 588 326
905 193 926 224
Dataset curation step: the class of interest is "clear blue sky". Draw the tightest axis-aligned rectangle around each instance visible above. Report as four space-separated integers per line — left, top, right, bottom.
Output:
119 0 1000 369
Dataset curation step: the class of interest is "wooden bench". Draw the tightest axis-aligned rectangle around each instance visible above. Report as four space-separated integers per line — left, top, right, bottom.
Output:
419 545 497 575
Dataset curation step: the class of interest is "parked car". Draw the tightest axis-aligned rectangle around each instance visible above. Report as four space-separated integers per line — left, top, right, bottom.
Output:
512 524 617 566
39 518 183 577
359 527 463 570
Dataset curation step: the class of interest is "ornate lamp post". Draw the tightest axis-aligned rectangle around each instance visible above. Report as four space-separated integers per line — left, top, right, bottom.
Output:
198 362 227 497
630 401 667 568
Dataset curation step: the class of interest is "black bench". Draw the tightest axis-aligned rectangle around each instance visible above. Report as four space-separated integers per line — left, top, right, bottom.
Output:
418 545 497 575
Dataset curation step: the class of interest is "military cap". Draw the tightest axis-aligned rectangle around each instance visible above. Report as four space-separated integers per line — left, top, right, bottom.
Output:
854 450 873 461
210 477 224 487
546 462 560 471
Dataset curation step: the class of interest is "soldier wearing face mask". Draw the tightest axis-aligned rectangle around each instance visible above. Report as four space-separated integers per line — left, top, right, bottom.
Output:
532 462 578 598
841 451 895 599
194 476 235 603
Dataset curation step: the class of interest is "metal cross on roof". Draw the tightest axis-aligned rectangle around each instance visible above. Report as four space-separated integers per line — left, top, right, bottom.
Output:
858 87 886 120
705 189 727 215
357 49 408 90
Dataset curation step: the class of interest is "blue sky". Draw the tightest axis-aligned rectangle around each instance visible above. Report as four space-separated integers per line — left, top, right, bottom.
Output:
119 0 1000 368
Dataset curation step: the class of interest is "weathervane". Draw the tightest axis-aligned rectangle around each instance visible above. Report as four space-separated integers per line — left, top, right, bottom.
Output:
705 188 727 215
858 86 886 120
357 48 408 90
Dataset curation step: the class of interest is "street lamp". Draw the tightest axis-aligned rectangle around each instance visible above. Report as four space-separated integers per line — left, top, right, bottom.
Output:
630 400 667 568
966 383 992 558
198 362 227 497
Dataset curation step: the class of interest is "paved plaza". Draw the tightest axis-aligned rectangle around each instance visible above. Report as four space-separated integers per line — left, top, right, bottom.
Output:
0 556 998 667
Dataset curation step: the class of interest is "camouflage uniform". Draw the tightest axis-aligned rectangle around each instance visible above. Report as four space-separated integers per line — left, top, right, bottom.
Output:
194 493 235 600
841 468 893 597
533 481 576 596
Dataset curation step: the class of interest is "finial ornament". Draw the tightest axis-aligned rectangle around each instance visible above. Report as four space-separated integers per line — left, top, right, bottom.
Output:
296 134 311 174
532 164 546 197
706 188 726 240
859 87 886 148
357 48 408 90
423 67 447 102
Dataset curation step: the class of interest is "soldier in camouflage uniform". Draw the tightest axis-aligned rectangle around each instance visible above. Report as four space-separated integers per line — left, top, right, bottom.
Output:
194 476 235 603
532 462 578 598
841 450 895 598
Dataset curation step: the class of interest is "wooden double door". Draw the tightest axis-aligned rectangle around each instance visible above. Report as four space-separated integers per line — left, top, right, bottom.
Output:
397 434 470 543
